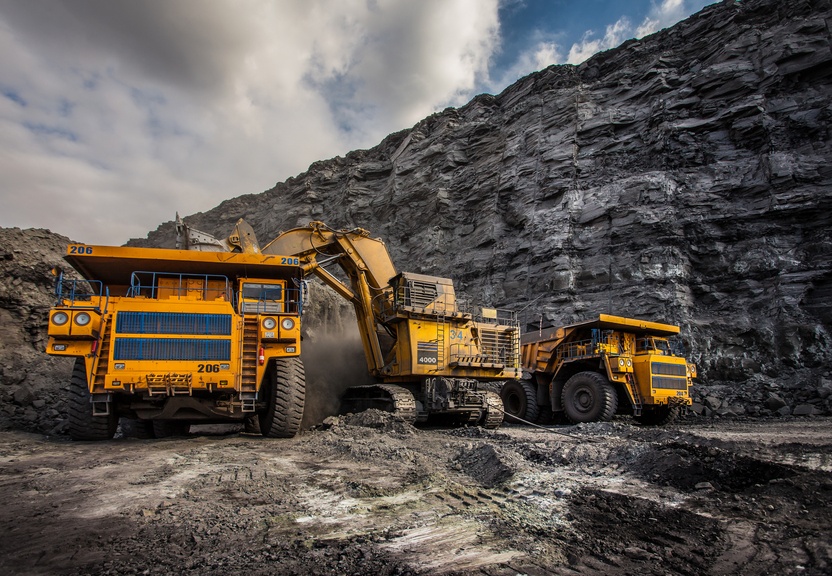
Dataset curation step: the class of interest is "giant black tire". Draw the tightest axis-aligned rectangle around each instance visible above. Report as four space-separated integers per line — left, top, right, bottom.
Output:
120 418 155 439
500 379 539 424
633 405 680 426
561 371 618 424
259 357 306 438
152 420 190 438
68 358 117 441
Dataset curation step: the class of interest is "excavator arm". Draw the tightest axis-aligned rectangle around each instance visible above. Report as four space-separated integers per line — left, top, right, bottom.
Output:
261 221 398 376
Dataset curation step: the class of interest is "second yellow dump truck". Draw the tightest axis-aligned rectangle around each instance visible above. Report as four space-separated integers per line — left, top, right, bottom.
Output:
501 314 696 425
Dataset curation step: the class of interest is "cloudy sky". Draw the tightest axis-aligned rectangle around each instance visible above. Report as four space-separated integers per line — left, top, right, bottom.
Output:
0 0 714 244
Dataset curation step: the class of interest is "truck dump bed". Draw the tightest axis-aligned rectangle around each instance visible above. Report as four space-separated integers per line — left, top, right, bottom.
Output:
64 245 300 287
522 314 680 345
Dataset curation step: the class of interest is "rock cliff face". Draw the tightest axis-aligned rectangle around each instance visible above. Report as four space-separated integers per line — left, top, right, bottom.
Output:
135 0 832 413
0 228 78 433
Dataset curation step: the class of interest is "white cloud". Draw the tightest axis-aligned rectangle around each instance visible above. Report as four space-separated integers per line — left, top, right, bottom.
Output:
637 0 688 38
566 17 632 65
490 38 564 92
0 0 500 244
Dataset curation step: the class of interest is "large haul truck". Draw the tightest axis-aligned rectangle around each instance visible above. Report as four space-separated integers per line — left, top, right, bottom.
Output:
45 220 307 440
501 314 696 426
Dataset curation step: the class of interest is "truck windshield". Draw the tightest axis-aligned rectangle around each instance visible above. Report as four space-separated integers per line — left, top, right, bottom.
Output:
636 337 672 355
240 283 283 313
242 284 283 301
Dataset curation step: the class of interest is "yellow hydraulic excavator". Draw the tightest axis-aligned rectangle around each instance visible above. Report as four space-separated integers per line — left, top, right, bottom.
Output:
182 219 522 428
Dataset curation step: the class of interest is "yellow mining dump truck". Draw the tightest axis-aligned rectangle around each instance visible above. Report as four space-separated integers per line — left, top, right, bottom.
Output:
500 314 696 425
182 219 522 428
46 227 307 440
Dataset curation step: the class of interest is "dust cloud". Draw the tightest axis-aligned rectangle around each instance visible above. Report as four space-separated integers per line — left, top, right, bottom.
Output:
300 281 377 427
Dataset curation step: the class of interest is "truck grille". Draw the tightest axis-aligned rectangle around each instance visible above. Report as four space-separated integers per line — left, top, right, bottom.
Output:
114 338 231 361
651 362 687 376
651 376 687 390
116 312 231 335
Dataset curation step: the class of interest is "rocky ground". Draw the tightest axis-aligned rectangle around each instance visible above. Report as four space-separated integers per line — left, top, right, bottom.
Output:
0 414 830 576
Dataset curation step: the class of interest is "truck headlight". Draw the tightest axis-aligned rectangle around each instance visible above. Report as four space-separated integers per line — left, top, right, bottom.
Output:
52 312 69 326
74 312 91 326
618 358 625 367
281 318 295 330
262 317 277 330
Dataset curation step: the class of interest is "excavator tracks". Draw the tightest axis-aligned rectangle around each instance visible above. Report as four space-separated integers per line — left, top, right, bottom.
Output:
479 390 504 429
340 384 417 424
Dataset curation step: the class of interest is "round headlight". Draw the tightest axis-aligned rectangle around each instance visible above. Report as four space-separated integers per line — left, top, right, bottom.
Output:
52 312 69 326
626 359 632 367
74 312 91 326
281 318 295 330
618 358 625 367
262 317 277 330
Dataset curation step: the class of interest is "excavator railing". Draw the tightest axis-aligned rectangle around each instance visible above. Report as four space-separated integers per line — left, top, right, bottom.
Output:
449 341 515 368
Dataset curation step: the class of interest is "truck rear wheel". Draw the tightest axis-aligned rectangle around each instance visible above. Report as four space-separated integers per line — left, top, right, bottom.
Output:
260 357 305 438
500 380 539 424
634 405 680 426
68 358 117 441
561 371 618 424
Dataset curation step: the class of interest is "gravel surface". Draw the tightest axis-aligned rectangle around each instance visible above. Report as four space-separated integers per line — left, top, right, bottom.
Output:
1 415 830 575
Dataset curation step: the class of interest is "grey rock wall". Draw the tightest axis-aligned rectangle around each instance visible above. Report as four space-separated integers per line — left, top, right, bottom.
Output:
129 0 831 416
0 228 77 433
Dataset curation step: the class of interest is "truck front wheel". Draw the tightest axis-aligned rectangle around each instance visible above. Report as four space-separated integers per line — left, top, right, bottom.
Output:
633 405 680 426
561 371 618 424
500 380 539 423
68 358 117 441
259 357 305 438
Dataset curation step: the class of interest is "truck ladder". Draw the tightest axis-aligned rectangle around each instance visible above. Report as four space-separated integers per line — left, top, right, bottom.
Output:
625 372 643 416
89 317 113 415
91 317 111 393
435 314 446 368
239 317 259 412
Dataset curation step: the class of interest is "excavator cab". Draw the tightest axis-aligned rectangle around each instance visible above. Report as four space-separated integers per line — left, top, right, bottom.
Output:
390 272 460 316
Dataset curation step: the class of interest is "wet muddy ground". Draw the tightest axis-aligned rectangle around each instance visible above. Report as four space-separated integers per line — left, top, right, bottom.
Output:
1 416 830 575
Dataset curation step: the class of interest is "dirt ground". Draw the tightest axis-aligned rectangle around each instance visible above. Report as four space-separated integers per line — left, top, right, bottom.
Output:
1 415 830 576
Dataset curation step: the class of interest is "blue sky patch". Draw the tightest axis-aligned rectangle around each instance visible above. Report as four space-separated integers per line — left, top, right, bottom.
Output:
2 88 27 107
23 121 79 142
